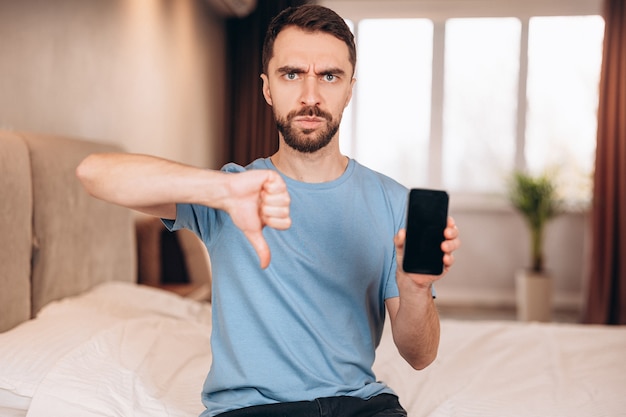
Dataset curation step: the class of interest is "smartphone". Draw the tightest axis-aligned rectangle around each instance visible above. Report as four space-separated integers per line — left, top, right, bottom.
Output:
402 188 449 275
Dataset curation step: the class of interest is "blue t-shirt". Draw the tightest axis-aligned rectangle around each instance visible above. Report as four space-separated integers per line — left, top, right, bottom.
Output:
164 158 408 416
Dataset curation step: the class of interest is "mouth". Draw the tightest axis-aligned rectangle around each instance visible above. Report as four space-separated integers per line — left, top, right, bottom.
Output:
292 116 325 130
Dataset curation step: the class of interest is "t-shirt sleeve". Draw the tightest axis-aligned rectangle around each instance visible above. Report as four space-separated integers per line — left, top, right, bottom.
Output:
161 202 215 245
160 162 247 240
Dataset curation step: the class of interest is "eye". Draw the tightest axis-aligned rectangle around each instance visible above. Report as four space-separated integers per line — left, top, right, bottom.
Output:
323 74 336 82
286 72 298 80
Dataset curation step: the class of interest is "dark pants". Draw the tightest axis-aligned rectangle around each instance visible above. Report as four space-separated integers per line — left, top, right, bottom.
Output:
215 393 407 417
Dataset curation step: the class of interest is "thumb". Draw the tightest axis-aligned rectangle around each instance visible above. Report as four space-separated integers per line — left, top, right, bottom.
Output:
244 230 271 269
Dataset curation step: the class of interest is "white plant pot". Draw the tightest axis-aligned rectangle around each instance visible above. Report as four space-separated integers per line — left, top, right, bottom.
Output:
515 269 552 322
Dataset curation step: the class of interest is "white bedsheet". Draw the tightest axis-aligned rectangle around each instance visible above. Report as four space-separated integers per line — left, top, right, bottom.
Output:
3 282 626 417
0 282 211 417
26 316 210 417
374 319 626 417
0 390 30 417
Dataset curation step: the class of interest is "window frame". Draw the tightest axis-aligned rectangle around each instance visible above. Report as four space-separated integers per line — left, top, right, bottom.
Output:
320 0 604 207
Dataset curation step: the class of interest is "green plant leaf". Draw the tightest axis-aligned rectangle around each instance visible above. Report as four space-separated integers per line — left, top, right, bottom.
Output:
507 170 560 272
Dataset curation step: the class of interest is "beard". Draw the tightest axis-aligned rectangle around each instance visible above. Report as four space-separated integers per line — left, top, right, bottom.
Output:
275 106 340 154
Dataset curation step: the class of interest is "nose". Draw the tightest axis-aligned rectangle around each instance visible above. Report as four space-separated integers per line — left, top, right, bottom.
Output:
300 75 321 107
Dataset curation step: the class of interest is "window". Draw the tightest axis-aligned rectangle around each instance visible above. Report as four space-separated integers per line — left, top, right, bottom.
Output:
326 0 604 201
526 16 605 202
443 18 521 193
351 19 433 187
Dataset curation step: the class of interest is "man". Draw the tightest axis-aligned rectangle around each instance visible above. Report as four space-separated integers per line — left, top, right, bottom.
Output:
77 4 460 417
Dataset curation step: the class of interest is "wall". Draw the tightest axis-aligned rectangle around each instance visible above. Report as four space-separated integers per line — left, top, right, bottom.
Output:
441 204 590 312
0 0 591 314
0 0 225 168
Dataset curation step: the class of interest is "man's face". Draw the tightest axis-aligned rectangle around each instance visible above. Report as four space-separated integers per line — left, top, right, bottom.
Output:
261 26 355 153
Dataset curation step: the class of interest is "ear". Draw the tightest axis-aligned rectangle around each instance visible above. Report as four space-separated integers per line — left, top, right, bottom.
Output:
260 74 273 106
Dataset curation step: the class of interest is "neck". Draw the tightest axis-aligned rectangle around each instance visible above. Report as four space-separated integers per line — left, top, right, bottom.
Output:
271 142 348 183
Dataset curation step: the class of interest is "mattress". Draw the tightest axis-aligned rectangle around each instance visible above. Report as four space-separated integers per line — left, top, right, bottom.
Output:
1 282 625 417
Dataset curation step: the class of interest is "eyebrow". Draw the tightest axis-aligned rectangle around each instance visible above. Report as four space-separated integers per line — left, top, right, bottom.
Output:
276 65 347 77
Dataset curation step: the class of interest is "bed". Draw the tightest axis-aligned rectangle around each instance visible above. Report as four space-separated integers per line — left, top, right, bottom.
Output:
1 130 625 417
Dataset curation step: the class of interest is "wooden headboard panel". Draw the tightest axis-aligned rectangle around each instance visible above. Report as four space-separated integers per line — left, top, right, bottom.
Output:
0 131 136 332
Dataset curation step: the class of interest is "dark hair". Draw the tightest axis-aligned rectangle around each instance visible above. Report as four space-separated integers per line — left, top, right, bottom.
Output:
262 5 356 75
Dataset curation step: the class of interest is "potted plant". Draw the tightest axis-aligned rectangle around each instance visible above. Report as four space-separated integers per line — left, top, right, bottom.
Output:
507 170 560 322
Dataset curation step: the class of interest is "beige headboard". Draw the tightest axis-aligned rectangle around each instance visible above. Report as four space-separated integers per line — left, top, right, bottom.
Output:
0 131 32 332
0 131 136 332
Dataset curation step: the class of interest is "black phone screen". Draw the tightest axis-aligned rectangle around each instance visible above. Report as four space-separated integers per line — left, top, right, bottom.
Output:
402 188 449 275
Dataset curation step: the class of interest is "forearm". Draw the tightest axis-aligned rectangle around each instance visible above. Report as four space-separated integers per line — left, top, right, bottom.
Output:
389 285 440 370
76 153 228 218
388 222 460 369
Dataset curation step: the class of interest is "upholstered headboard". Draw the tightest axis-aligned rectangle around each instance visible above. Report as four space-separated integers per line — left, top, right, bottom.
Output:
0 131 32 331
0 130 136 332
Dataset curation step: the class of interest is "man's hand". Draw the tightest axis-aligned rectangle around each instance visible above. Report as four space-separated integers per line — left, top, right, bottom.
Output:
76 153 291 269
387 217 460 369
394 216 460 291
221 170 291 269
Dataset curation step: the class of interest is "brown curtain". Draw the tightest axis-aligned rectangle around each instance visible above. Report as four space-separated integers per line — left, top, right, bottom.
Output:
222 0 311 167
584 0 626 325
